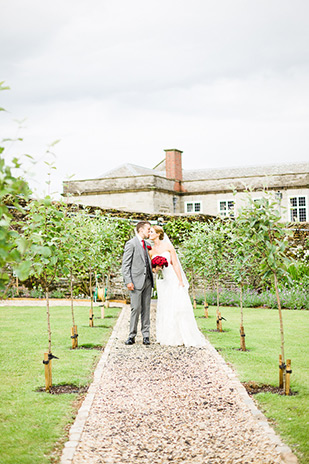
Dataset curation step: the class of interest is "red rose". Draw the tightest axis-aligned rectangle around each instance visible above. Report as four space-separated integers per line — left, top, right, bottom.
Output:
147 244 152 250
151 256 168 268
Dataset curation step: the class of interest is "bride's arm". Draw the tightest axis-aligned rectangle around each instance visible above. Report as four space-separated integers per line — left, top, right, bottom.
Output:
169 246 184 286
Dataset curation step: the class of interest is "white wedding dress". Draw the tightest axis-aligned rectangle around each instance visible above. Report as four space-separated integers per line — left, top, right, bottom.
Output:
155 251 206 347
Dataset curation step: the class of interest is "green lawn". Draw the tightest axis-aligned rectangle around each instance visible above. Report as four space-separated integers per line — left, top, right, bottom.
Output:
195 305 309 464
0 304 122 464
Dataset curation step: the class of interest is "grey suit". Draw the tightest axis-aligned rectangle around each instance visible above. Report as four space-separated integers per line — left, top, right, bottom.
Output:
122 236 154 339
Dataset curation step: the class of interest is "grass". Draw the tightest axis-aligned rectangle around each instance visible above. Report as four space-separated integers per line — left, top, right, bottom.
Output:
0 304 122 464
195 305 309 464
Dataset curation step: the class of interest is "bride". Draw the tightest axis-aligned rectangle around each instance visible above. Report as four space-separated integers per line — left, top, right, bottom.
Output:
149 225 206 347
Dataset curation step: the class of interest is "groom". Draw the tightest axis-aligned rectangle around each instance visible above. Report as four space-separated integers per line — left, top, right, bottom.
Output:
122 221 154 345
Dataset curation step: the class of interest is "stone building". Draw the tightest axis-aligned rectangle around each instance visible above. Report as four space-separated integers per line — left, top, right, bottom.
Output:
63 149 309 222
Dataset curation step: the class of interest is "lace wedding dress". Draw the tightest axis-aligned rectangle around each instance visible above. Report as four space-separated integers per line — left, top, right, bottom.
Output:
155 251 206 347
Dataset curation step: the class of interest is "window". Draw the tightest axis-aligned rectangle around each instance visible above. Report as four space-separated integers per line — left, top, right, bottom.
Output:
289 196 307 222
218 200 235 217
185 201 202 213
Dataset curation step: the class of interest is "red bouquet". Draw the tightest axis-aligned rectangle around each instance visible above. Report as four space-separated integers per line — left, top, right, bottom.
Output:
151 256 168 268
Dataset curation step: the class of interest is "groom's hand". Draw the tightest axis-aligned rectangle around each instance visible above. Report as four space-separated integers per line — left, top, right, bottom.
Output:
127 283 134 291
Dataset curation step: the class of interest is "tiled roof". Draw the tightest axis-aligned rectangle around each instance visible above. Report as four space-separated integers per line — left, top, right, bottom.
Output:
182 162 309 181
97 161 308 181
97 163 164 179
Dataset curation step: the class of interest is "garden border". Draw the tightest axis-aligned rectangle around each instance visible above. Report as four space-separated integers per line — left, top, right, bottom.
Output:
60 304 128 464
205 341 298 464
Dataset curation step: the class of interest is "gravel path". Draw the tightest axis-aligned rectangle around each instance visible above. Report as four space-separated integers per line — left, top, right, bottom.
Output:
62 303 297 464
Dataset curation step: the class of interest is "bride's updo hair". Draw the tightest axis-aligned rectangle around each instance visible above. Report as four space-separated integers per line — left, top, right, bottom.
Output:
152 225 164 240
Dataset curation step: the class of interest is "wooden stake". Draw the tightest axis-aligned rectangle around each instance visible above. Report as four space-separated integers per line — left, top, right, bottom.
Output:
204 301 208 318
89 309 94 327
216 281 220 331
46 289 52 354
191 271 196 310
71 325 78 349
279 354 284 389
44 353 52 392
218 311 223 332
101 305 105 319
274 273 286 390
285 359 292 395
240 325 246 351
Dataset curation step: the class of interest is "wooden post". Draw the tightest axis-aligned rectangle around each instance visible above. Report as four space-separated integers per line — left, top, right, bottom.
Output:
204 301 208 318
218 311 223 332
89 268 94 327
191 271 196 310
15 276 19 296
89 309 94 327
279 354 284 389
105 299 110 309
71 325 78 349
101 305 105 319
240 325 246 351
285 359 292 395
43 353 52 392
274 273 286 391
216 281 220 331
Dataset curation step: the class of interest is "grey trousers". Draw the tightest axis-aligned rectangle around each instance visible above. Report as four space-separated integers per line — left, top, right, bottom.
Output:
129 277 152 339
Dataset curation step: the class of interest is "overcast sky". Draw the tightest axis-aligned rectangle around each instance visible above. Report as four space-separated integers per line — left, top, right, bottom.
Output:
1 0 309 197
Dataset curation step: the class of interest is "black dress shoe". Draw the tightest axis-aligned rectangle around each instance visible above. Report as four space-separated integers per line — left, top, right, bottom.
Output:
125 337 135 345
143 337 150 345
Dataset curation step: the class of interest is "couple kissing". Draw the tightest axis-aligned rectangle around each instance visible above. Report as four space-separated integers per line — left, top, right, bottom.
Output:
122 221 206 347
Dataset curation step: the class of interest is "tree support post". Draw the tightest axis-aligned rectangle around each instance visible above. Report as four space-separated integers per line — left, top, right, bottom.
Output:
240 325 246 351
101 306 105 318
218 311 223 332
43 353 52 392
89 309 94 327
216 281 220 331
285 359 292 395
204 301 208 318
71 325 78 349
279 354 284 389
89 268 94 327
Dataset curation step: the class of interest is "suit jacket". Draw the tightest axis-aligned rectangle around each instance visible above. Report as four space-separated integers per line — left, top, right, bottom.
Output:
122 236 154 290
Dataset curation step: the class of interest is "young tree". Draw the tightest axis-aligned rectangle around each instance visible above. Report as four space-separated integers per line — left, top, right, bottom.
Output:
23 198 66 390
238 193 292 392
96 216 132 307
179 228 204 309
228 218 258 350
200 220 229 331
59 204 84 347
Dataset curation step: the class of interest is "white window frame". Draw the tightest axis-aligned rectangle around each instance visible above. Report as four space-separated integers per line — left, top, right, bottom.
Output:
218 199 235 218
288 195 308 222
185 201 202 214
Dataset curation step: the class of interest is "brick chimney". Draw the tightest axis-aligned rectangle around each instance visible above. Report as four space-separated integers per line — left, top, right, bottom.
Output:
164 149 183 192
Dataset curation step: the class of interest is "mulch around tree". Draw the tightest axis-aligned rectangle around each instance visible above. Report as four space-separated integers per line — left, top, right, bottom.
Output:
243 381 297 396
36 384 89 395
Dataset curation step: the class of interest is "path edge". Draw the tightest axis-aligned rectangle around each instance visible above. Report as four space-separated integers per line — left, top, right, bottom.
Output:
60 304 128 464
204 339 299 464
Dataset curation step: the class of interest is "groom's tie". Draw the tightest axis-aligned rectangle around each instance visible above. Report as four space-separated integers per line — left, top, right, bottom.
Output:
142 240 151 278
